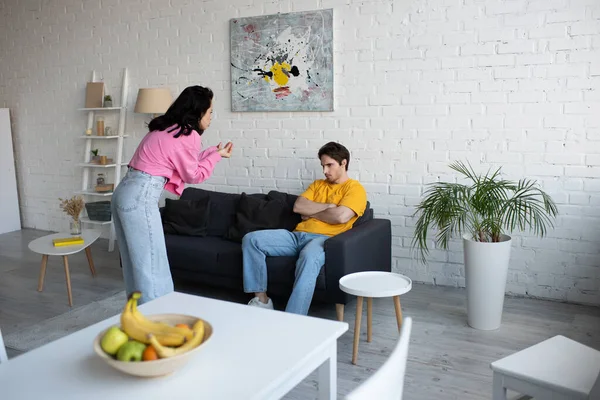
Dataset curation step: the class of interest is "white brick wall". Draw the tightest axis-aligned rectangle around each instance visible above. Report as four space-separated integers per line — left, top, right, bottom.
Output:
0 0 599 305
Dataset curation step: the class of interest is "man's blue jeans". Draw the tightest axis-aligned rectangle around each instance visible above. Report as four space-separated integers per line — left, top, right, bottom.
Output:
242 229 329 315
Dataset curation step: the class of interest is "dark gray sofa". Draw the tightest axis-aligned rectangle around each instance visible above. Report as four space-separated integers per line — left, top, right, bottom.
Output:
163 187 392 311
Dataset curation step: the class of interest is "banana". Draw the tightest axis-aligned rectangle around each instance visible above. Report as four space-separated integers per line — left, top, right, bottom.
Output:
148 319 206 358
129 292 193 340
120 292 193 347
120 298 185 347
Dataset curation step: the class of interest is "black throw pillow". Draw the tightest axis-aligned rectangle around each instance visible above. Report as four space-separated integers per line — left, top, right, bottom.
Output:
161 197 210 236
266 190 302 231
225 193 287 242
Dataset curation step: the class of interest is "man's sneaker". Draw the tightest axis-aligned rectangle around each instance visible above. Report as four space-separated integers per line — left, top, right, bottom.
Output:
248 296 274 310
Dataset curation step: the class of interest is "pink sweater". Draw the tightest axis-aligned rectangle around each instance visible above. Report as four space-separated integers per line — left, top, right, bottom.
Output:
128 126 222 196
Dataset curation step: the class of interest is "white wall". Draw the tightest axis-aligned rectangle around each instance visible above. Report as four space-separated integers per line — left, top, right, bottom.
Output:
0 0 599 305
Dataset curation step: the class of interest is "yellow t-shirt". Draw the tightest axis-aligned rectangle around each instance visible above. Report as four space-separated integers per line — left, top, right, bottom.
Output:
294 179 367 237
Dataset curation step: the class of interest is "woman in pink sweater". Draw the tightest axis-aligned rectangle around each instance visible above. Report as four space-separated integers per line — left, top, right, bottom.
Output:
111 86 232 304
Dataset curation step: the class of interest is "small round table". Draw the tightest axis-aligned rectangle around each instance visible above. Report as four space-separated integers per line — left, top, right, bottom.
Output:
28 229 101 307
339 271 412 365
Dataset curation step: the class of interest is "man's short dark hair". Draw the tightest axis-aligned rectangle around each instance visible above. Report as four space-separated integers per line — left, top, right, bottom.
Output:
318 142 350 171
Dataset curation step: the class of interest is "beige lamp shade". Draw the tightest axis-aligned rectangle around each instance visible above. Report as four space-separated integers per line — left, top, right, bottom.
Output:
134 88 173 114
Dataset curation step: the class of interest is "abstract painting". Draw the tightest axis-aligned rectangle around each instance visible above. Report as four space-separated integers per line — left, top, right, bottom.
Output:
230 9 333 112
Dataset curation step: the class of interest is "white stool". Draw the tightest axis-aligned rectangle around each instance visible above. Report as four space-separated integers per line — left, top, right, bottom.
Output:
339 271 412 365
491 335 600 400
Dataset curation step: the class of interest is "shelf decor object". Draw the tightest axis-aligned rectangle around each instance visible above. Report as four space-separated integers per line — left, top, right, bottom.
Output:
59 195 85 235
85 82 105 108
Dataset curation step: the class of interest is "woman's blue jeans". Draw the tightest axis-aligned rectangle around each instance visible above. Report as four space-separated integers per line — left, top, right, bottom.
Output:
111 168 173 304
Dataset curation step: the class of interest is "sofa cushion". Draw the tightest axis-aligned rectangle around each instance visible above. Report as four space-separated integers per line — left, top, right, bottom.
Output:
169 236 298 285
354 201 372 227
225 193 289 242
161 197 210 236
181 188 241 237
267 190 302 231
166 234 326 291
164 234 219 273
267 190 298 210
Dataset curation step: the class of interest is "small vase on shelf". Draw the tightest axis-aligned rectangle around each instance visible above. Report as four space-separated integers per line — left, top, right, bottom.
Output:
70 219 82 235
96 117 105 136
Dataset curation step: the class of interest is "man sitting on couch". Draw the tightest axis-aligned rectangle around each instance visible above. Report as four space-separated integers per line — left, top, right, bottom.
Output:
242 142 367 315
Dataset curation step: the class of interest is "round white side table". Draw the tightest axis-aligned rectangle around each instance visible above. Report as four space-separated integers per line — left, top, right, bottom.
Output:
339 271 412 365
28 229 101 307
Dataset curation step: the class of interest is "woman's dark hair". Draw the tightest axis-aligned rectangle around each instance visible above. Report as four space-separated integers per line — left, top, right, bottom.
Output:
318 142 350 171
147 86 213 138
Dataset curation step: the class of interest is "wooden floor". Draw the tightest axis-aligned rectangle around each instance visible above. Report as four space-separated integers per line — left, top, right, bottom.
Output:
0 229 123 337
1 229 599 399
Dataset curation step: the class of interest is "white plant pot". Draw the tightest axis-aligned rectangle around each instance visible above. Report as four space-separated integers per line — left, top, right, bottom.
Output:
463 233 512 330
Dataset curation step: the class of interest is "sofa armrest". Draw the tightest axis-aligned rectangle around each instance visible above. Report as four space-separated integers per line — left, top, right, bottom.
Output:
323 218 392 304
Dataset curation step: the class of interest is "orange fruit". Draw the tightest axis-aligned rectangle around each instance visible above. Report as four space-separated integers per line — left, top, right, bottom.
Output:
142 345 159 361
176 323 191 330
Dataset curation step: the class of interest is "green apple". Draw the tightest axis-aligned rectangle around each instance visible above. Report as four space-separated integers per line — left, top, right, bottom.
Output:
116 340 147 362
100 326 129 356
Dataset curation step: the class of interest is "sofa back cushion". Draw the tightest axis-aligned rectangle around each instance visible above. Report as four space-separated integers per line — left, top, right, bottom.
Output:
267 190 302 231
267 190 298 210
161 197 210 236
179 187 374 238
181 188 241 237
354 201 373 227
225 193 289 242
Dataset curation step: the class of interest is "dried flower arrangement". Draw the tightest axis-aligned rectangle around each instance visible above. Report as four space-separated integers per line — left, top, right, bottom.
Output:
59 195 85 222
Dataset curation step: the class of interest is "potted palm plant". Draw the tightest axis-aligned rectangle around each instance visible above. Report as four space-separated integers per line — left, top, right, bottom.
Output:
412 161 558 330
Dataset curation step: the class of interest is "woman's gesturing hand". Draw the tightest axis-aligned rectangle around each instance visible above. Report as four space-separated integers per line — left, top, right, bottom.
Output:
217 142 233 158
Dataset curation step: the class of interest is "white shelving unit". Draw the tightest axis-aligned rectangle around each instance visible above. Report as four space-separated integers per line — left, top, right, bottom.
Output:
78 68 129 252
78 163 121 168
77 135 129 140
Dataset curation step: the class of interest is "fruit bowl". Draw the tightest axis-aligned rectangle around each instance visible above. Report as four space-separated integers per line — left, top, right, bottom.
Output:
93 314 213 378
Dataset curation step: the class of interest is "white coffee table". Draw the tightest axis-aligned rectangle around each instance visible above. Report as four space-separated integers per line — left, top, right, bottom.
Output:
0 292 348 399
28 229 101 306
491 335 600 399
339 271 412 365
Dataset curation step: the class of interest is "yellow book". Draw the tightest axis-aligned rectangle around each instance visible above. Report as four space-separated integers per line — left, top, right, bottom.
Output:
53 237 84 247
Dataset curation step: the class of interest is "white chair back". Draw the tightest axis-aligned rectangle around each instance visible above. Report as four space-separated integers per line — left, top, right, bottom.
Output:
0 326 8 363
346 317 413 400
